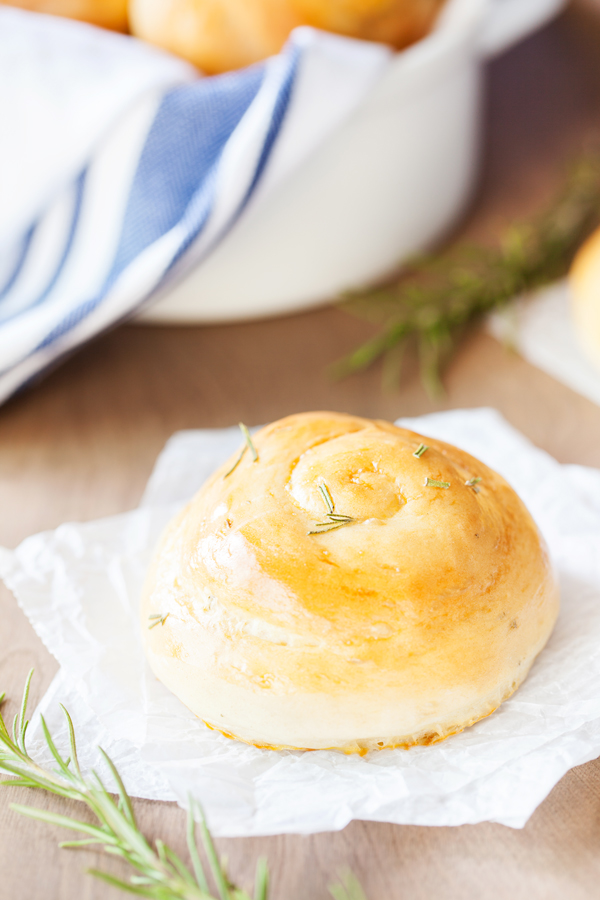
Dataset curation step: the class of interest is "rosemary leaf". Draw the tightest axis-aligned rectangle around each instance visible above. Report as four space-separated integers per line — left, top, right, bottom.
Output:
17 669 33 753
224 424 258 478
59 838 110 848
197 805 232 900
223 448 245 479
40 714 73 780
425 478 450 489
60 704 82 779
187 797 209 893
307 522 350 535
10 803 119 843
334 155 600 395
86 869 155 897
329 869 368 900
239 423 258 463
99 747 137 828
413 444 428 458
254 859 269 900
318 483 335 514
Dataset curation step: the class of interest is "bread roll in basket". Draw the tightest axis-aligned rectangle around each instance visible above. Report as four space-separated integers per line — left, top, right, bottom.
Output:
142 412 559 753
6 0 128 30
129 0 447 74
570 225 600 372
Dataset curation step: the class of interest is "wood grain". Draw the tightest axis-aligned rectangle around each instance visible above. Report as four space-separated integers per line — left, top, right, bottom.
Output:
3 3 600 897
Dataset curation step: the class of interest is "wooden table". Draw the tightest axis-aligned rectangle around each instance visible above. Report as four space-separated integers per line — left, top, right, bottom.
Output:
2 3 600 896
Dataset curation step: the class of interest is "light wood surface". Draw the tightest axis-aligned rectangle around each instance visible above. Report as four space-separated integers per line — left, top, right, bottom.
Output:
3 3 600 897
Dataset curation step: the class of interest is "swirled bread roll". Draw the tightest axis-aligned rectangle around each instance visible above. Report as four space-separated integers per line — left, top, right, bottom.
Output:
128 0 446 74
570 225 600 372
5 0 128 31
142 411 559 753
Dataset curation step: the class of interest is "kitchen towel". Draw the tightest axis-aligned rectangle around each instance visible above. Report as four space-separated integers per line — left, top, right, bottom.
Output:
0 8 390 404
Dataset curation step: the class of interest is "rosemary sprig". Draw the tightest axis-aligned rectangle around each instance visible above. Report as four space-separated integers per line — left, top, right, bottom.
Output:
0 672 365 900
334 155 600 396
148 612 170 629
307 519 355 535
413 443 428 458
329 870 368 900
309 482 354 535
465 477 482 493
318 483 335 515
425 478 450 489
223 423 258 478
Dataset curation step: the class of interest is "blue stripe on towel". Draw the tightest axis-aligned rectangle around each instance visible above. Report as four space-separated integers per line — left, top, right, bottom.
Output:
30 173 86 307
166 42 301 270
0 175 85 327
35 296 96 351
108 63 265 283
32 49 299 356
240 44 300 213
0 226 35 301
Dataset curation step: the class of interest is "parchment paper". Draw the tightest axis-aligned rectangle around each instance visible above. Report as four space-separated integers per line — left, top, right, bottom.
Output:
2 408 600 836
488 280 600 408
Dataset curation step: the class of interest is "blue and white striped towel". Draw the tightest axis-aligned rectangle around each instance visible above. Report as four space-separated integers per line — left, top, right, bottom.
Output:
0 8 391 404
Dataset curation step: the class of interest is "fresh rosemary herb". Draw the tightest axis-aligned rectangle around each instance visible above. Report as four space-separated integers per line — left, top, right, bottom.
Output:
465 477 482 493
318 482 335 514
224 423 259 478
308 516 354 534
307 522 351 535
240 423 258 462
148 613 170 629
329 870 368 900
425 478 450 489
223 450 244 479
309 483 354 534
413 443 428 458
0 671 365 900
333 156 600 396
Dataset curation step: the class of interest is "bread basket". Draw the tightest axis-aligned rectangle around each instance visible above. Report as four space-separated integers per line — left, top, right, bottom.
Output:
139 0 566 324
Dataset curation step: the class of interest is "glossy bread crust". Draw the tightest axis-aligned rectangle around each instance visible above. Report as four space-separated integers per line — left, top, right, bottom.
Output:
129 0 446 74
142 412 559 752
570 224 600 371
6 0 128 31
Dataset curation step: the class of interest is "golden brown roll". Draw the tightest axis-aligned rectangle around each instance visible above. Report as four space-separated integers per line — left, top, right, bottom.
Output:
4 0 128 31
128 0 446 75
142 411 559 753
570 225 600 372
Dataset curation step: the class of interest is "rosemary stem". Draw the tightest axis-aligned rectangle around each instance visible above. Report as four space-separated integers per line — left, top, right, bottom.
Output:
334 155 600 394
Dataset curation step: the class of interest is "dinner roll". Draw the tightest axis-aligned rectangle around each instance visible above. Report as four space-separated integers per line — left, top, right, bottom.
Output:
142 411 559 753
5 0 128 31
570 225 600 372
128 0 446 74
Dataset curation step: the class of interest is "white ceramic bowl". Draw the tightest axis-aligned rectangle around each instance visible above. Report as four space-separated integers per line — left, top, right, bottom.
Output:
139 0 565 324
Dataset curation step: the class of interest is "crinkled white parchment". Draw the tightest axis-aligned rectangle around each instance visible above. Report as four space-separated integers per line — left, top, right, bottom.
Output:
488 280 600 408
2 408 600 836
